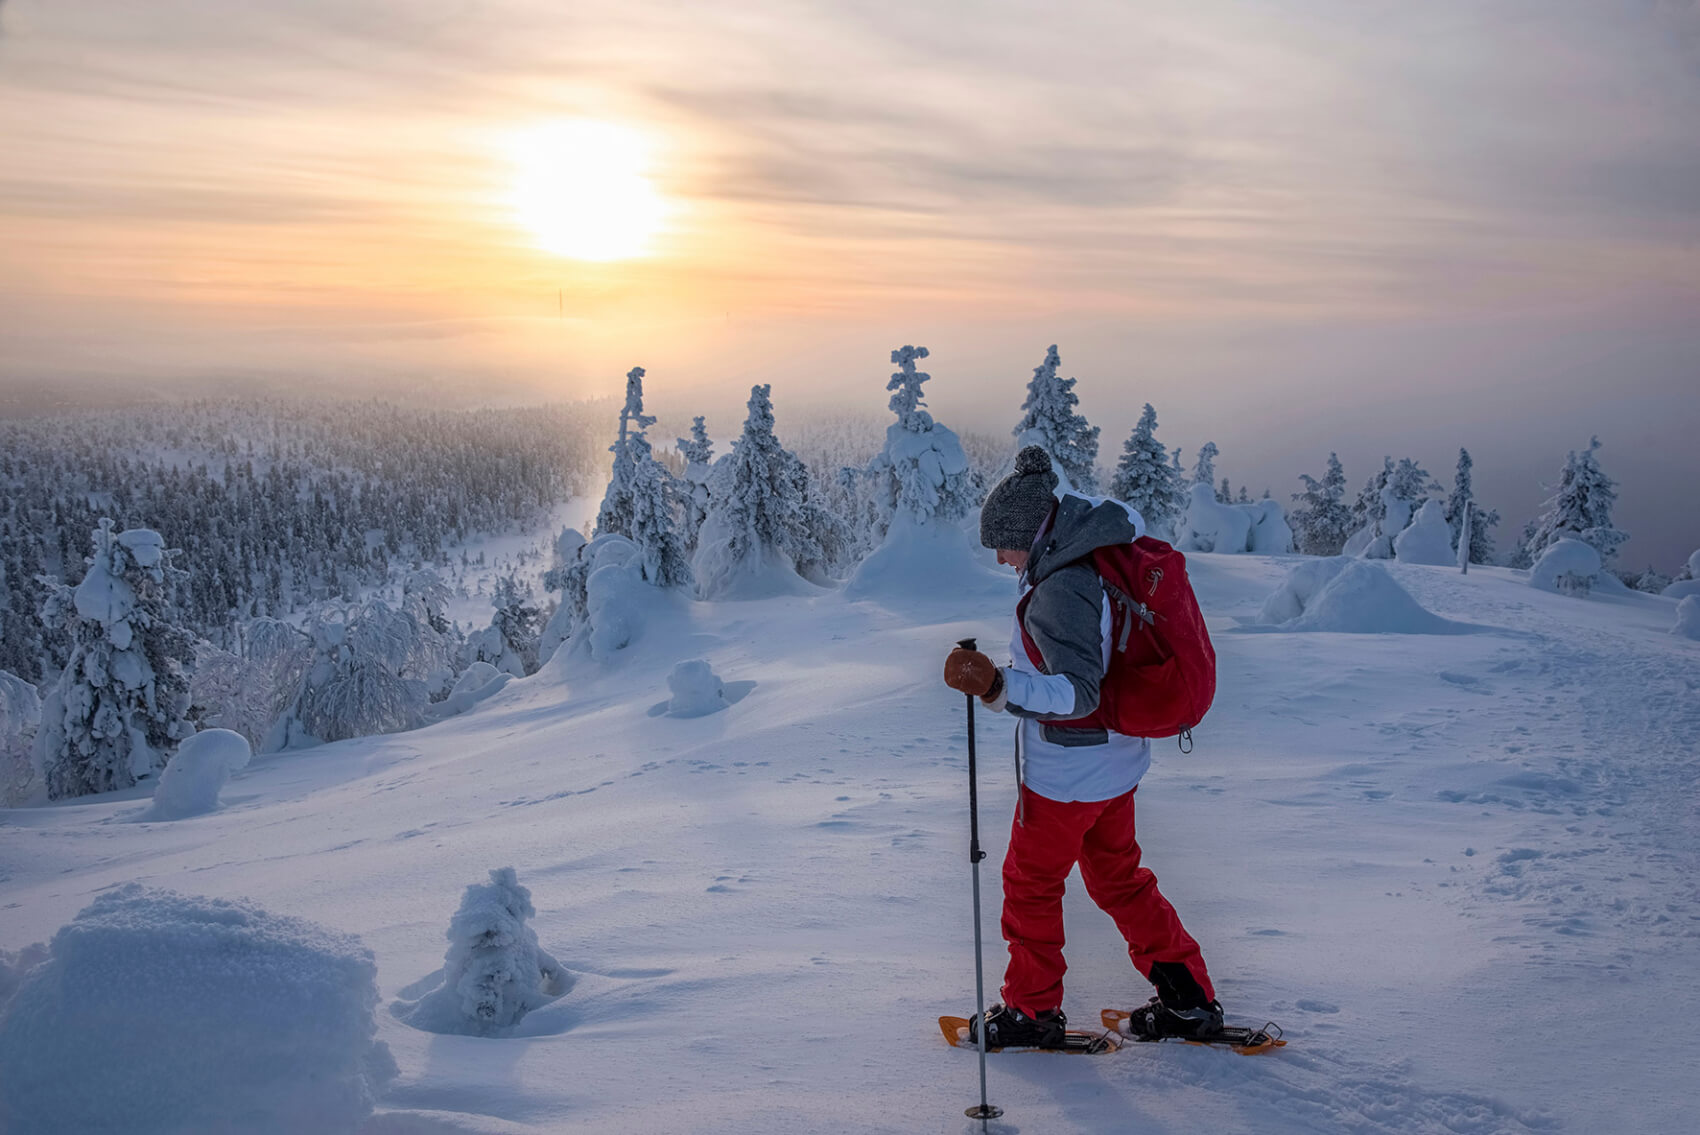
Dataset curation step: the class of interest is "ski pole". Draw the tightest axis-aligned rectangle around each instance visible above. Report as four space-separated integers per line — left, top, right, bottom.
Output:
957 637 1002 1125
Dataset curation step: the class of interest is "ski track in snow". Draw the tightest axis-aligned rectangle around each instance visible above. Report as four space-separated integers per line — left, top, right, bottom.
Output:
3 558 1697 1133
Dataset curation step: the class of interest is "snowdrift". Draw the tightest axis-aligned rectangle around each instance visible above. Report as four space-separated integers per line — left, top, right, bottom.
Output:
1243 558 1483 634
0 885 395 1134
1674 596 1700 640
843 513 1009 602
1528 537 1603 595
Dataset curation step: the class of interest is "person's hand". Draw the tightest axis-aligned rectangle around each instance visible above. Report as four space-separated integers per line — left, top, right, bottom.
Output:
943 648 998 697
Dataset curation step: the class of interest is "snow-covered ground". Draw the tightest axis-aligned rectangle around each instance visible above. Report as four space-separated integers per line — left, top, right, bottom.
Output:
3 555 1697 1133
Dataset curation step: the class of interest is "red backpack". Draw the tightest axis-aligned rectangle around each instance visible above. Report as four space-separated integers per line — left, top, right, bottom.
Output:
1016 536 1216 745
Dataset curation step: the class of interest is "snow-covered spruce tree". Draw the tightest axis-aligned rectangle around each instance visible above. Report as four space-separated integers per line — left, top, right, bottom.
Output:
1 670 42 804
594 367 691 588
482 572 544 677
428 867 565 1035
1011 344 1099 493
1389 458 1438 506
35 523 197 799
1218 477 1232 505
1290 452 1353 556
1349 458 1392 536
1506 519 1540 571
1527 436 1628 564
1191 442 1219 489
1444 448 1500 565
693 385 839 598
862 346 979 534
1109 403 1183 539
676 416 716 554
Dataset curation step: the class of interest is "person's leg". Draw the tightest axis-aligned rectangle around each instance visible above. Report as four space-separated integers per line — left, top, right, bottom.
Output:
998 786 1101 1015
1076 788 1216 1006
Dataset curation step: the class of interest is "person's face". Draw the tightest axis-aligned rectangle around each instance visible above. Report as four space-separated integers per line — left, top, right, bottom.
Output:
996 548 1029 572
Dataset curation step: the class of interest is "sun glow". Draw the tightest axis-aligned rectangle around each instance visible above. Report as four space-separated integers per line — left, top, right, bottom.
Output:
506 121 666 261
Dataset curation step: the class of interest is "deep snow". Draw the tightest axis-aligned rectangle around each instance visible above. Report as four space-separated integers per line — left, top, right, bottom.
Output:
3 554 1698 1133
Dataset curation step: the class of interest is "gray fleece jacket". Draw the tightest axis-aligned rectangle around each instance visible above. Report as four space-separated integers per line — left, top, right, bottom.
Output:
986 493 1152 802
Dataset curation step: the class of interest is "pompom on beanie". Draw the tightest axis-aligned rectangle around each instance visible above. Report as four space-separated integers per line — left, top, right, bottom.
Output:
980 445 1059 551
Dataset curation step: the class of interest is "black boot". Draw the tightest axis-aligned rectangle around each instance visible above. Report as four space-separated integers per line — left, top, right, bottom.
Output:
1123 995 1225 1040
967 1004 1069 1049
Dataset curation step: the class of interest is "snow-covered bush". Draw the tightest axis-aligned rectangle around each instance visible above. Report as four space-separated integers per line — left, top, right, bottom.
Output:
145 728 252 820
1011 344 1099 494
1528 537 1603 596
1247 499 1294 554
0 670 42 805
394 867 567 1037
1394 500 1456 565
267 600 433 749
1291 452 1353 556
1661 550 1700 599
1252 559 1474 634
694 384 836 599
595 366 692 588
34 522 198 799
666 659 728 717
0 885 395 1134
1177 482 1251 553
1110 403 1184 541
1526 436 1627 565
1175 484 1293 555
845 347 999 598
425 660 511 721
1673 596 1700 641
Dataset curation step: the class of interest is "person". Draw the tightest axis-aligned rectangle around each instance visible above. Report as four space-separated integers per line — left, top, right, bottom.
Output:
943 445 1222 1048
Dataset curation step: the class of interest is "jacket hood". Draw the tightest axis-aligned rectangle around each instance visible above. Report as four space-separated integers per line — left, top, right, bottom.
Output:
1026 493 1145 586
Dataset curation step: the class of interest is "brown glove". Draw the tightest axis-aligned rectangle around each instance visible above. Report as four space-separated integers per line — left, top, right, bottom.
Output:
943 648 999 697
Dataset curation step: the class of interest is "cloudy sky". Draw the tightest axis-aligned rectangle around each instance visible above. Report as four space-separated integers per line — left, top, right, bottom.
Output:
1 1 1696 566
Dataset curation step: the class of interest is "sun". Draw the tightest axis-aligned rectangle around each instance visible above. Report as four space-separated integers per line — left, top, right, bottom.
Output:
505 121 666 261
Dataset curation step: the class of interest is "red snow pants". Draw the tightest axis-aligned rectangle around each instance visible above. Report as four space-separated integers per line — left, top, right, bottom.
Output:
999 784 1215 1016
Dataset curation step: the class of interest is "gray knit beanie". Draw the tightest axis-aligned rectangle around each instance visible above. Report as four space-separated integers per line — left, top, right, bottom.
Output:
981 446 1059 550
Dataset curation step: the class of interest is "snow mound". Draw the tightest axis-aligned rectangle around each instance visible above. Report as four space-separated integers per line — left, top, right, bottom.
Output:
144 728 252 820
1249 559 1479 634
1674 596 1700 640
1395 500 1456 565
392 868 569 1037
665 659 728 717
426 661 511 722
0 941 48 1014
1529 537 1602 596
1177 483 1250 554
1664 579 1700 601
1247 499 1294 554
0 885 395 1135
844 513 1008 601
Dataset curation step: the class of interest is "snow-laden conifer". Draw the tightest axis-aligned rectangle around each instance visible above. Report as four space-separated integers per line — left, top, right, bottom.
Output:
1290 452 1354 556
1527 437 1627 564
1191 442 1219 489
859 346 979 534
693 385 838 598
405 867 566 1036
1 670 41 805
595 367 691 588
35 522 197 798
1011 345 1099 493
676 416 716 553
1109 403 1182 539
1444 448 1500 565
